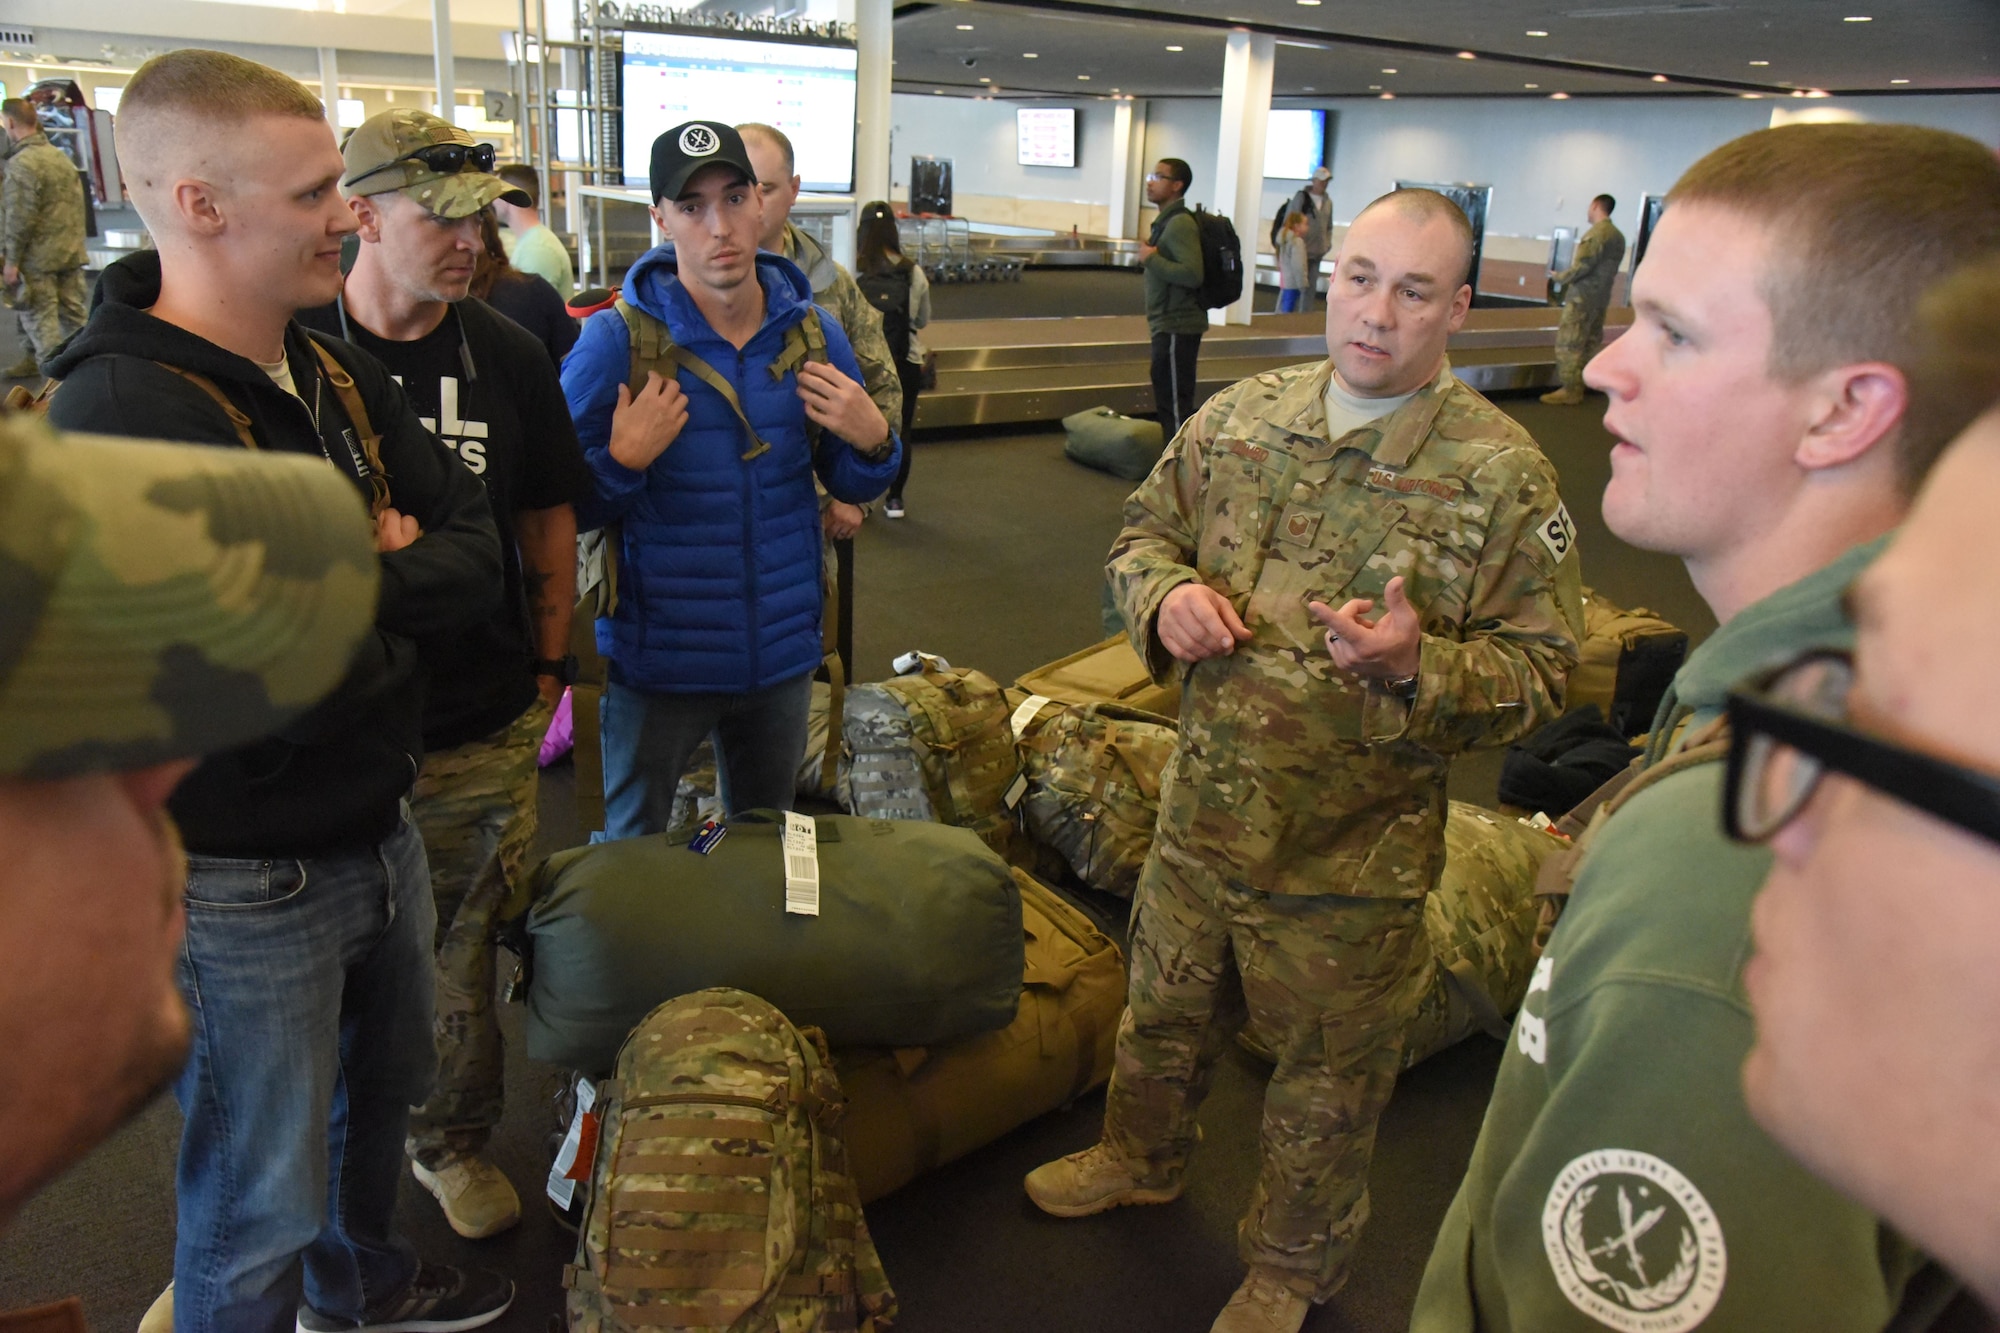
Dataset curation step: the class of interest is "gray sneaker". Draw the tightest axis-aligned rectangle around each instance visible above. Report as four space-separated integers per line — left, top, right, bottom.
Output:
1023 1141 1183 1218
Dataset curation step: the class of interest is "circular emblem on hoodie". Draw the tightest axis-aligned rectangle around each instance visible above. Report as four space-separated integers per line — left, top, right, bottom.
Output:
1542 1149 1727 1331
679 124 721 157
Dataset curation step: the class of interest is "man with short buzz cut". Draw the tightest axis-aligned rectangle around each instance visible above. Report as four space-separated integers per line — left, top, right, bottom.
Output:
1 96 86 379
41 47 512 1333
1412 123 2000 1333
561 120 899 838
1541 192 1626 406
737 121 900 534
297 107 595 1242
491 161 574 295
1734 257 2000 1317
1140 156 1205 439
1027 186 1583 1333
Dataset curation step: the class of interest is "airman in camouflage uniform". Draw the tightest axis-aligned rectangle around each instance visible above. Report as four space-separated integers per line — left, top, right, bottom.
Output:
1 99 88 377
1542 195 1627 406
1027 189 1581 1332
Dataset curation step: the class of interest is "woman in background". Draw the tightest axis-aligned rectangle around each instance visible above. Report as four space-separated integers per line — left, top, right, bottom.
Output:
854 201 930 519
472 209 579 369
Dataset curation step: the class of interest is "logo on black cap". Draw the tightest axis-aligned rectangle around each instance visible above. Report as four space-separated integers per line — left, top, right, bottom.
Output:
679 125 721 157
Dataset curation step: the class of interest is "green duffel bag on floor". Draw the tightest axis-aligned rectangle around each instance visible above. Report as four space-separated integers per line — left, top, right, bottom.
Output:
522 811 1025 1075
1062 406 1166 482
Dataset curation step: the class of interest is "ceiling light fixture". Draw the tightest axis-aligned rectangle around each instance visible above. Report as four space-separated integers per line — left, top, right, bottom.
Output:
1023 51 1038 57
1790 88 1807 96
1296 0 1321 6
1549 91 1570 100
1379 92 1395 100
1165 44 1182 51
1650 74 1668 82
1524 82 1539 88
1077 73 1090 79
979 75 990 81
1381 67 1397 73
1741 92 1762 99
956 22 973 29
1805 88 1831 97
1457 50 1476 59
1843 14 1872 20
1368 84 1380 90
1749 59 1770 65
1890 77 1909 84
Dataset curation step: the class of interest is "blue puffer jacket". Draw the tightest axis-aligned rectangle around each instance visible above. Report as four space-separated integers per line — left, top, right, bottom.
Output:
564 245 901 694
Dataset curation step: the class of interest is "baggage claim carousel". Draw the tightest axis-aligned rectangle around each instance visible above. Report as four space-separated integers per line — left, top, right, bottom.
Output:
910 237 1631 431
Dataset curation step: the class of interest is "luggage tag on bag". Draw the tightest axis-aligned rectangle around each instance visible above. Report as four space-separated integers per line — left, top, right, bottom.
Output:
1004 773 1029 809
1009 693 1054 739
783 812 821 916
545 1078 598 1209
688 819 728 855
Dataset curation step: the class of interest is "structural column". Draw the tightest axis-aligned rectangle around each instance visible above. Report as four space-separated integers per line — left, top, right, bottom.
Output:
1212 29 1274 326
432 0 456 123
317 47 340 129
853 0 892 209
1105 98 1149 241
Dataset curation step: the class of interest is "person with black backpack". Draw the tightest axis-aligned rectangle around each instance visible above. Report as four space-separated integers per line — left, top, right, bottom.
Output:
1141 158 1206 439
854 199 930 518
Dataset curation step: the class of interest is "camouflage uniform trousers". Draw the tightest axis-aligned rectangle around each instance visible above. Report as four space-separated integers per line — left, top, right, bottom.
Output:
1553 292 1611 393
1103 834 1428 1300
405 694 554 1168
15 267 86 362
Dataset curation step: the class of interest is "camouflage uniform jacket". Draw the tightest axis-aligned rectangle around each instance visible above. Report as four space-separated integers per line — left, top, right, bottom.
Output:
1108 357 1583 898
1552 219 1625 315
1 133 86 276
782 220 904 431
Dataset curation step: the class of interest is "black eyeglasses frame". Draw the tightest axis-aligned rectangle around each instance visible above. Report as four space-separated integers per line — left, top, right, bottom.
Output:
346 142 497 190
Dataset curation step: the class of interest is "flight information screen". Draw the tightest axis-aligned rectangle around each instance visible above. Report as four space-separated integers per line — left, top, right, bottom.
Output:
1264 109 1328 180
1017 107 1076 168
622 27 858 194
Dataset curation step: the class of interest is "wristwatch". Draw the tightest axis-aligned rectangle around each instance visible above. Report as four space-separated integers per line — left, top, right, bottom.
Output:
532 654 580 686
1382 672 1420 700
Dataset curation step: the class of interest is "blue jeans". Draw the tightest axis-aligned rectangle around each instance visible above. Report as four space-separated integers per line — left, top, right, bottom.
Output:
172 814 437 1333
597 671 815 841
1277 287 1304 314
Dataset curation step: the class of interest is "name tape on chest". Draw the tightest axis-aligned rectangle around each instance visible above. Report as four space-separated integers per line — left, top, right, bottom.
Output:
1537 503 1578 565
1366 467 1462 507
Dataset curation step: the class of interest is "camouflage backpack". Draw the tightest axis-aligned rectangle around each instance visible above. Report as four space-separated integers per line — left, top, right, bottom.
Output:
565 987 896 1333
842 658 1024 860
1015 700 1177 898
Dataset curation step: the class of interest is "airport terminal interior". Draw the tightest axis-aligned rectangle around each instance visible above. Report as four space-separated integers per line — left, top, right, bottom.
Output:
2 0 1998 1329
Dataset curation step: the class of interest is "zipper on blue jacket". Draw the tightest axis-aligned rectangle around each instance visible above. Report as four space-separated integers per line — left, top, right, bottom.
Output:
738 346 760 687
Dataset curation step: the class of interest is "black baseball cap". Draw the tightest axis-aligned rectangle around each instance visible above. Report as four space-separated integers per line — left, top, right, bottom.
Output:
650 121 757 204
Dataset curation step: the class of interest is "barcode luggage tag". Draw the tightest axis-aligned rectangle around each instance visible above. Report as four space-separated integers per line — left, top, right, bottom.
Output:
783 812 821 916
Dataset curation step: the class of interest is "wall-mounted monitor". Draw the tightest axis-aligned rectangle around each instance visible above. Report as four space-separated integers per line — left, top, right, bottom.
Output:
621 25 857 194
1264 109 1328 180
1016 107 1077 168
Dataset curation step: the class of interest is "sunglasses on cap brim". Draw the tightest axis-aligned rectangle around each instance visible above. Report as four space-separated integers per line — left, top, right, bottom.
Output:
348 142 498 189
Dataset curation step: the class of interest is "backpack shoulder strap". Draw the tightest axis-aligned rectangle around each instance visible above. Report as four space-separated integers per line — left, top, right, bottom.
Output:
154 364 259 453
766 307 830 452
304 338 392 518
618 295 773 462
1532 714 1731 951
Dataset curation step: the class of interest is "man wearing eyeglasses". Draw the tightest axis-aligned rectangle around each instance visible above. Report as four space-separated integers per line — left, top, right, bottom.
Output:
1411 125 2000 1332
41 51 513 1333
1733 258 2000 1316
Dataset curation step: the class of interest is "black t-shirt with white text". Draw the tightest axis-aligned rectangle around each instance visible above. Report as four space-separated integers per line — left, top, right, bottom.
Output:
300 296 595 750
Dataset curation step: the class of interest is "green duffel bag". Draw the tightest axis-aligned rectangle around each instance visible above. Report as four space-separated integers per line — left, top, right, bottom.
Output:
1062 406 1166 482
522 811 1025 1076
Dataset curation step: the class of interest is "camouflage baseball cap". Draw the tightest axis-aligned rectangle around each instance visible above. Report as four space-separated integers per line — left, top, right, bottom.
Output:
339 108 531 220
0 412 381 780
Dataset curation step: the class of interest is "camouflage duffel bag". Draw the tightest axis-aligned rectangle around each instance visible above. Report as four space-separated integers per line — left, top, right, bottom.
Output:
1017 701 1177 899
1012 634 1181 721
522 812 1024 1075
1061 405 1166 482
565 987 897 1333
835 871 1124 1203
1402 801 1568 1069
842 659 1024 860
1568 586 1690 738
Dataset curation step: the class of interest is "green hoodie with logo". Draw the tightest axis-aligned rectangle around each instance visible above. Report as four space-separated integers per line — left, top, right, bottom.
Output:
1411 536 1930 1333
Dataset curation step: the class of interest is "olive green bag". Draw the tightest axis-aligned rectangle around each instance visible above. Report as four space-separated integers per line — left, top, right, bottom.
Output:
522 812 1025 1075
564 987 896 1332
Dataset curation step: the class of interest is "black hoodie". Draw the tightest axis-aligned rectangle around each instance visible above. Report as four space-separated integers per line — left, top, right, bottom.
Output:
46 251 504 858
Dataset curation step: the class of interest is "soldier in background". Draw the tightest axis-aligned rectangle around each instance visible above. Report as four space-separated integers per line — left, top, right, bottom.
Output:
1 98 87 380
1026 187 1583 1333
0 413 378 1232
737 122 901 543
1540 193 1626 406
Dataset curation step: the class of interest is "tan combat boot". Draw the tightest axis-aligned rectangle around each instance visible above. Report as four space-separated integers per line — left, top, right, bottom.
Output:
1210 1268 1313 1333
412 1156 523 1239
1023 1141 1183 1217
1540 386 1587 405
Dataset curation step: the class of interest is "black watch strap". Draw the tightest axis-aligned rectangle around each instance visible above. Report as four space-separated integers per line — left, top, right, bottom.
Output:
532 654 580 686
